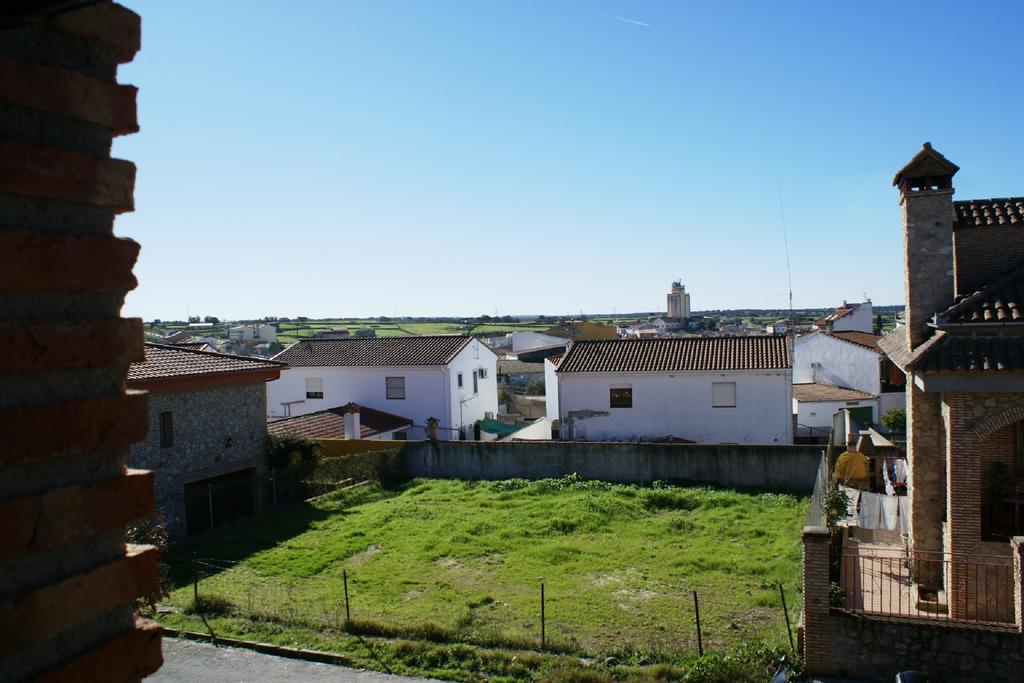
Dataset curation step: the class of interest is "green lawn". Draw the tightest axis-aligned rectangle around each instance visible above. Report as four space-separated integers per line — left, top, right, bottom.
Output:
159 477 804 680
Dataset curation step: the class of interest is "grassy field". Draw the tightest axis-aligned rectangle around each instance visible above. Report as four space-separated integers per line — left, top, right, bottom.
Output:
159 477 805 681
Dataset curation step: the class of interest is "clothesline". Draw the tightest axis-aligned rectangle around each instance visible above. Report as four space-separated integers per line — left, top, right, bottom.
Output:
838 485 909 534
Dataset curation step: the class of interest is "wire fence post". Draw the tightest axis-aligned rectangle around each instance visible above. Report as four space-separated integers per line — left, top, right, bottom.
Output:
779 583 795 652
540 582 546 649
343 569 351 626
191 552 198 605
693 590 703 656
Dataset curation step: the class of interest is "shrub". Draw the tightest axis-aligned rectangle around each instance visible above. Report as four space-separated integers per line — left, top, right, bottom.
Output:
881 408 906 433
266 433 323 470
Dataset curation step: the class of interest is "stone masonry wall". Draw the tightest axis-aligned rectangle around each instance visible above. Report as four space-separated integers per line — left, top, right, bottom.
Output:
0 3 163 681
902 190 954 348
824 612 1022 681
127 381 268 539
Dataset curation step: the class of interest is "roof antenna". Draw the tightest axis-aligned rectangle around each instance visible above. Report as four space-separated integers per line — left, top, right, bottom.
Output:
778 180 794 335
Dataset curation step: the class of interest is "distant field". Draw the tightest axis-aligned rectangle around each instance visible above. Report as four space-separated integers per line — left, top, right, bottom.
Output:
159 477 804 680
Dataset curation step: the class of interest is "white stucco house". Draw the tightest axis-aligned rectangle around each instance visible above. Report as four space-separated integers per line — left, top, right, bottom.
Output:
543 353 562 422
229 323 277 343
792 330 905 437
267 335 498 441
510 331 570 354
814 300 873 333
555 336 793 443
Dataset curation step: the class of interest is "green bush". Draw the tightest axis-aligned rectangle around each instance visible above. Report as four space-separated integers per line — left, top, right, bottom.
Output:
881 408 906 432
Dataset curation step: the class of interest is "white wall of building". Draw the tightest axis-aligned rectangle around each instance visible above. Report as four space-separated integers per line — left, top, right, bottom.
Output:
793 334 880 395
544 358 559 421
230 323 277 343
793 397 879 437
832 302 873 333
878 391 907 416
511 331 567 354
266 339 497 441
557 369 792 443
503 418 552 441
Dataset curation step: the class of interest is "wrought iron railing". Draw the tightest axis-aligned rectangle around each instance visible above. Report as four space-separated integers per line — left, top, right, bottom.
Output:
831 546 1017 627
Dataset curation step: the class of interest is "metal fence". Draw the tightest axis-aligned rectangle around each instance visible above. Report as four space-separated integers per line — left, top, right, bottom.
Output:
831 546 1017 626
179 555 799 657
805 451 828 528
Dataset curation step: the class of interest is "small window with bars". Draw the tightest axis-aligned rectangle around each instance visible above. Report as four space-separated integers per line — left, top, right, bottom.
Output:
159 411 174 448
386 376 406 400
609 386 632 408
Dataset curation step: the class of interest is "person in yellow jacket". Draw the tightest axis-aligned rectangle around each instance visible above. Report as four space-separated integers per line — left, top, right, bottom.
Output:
833 449 870 489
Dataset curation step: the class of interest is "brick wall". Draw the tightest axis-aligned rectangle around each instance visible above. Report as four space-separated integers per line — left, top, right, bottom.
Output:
0 3 162 681
954 225 1024 297
127 382 268 539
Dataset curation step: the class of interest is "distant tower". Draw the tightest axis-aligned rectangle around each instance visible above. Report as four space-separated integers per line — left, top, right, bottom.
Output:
667 280 690 319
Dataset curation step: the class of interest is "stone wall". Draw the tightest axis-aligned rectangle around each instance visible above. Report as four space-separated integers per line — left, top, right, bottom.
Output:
907 381 946 556
402 441 823 492
0 4 163 680
127 381 268 538
824 611 1022 681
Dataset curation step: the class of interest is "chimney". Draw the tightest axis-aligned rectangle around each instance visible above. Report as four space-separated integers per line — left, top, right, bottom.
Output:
342 403 361 440
425 417 440 441
892 142 958 350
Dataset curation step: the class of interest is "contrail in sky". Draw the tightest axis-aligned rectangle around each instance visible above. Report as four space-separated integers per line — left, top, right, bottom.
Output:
606 14 650 27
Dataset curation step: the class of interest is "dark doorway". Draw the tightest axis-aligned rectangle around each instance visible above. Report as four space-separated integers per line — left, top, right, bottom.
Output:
184 468 256 535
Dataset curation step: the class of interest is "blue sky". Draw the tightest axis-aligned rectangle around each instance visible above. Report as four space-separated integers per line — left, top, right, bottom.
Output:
115 1 1024 320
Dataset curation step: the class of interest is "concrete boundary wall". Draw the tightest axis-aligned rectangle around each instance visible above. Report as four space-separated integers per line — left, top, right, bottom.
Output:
402 441 824 493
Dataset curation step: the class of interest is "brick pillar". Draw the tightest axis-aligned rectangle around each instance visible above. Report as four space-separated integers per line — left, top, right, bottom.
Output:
907 379 946 588
802 526 832 675
946 394 980 620
0 3 161 681
1013 537 1024 632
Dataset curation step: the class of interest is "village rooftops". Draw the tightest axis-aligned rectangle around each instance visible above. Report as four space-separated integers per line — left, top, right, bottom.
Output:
556 336 791 374
272 335 476 367
953 198 1024 229
815 302 860 327
267 404 412 440
128 343 285 391
828 331 882 351
939 263 1024 325
793 382 876 402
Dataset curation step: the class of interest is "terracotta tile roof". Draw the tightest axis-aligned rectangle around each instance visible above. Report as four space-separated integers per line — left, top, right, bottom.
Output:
170 341 215 352
557 336 791 374
128 344 285 383
267 405 412 440
831 331 882 351
793 383 876 402
546 353 564 367
915 334 1024 373
940 264 1024 324
954 198 1024 229
273 335 475 367
815 303 857 327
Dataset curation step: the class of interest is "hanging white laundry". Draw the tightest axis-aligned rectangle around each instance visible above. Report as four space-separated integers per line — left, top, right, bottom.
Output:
858 491 882 530
880 495 899 530
894 460 907 485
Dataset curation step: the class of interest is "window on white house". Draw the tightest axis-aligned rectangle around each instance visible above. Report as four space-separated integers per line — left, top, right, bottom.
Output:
386 376 406 400
457 372 463 388
712 382 736 408
479 368 488 379
609 386 632 408
472 370 478 394
159 411 174 448
305 377 324 399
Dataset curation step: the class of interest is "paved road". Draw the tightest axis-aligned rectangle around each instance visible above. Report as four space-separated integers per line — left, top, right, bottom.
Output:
149 637 444 683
